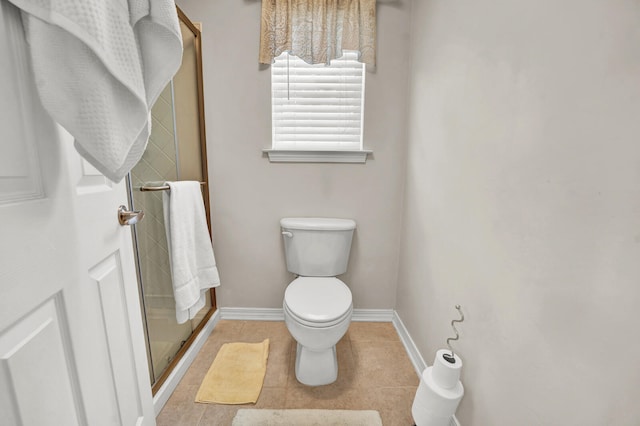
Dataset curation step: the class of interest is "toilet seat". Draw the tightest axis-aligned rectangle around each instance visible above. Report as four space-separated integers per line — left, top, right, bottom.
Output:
284 277 352 328
284 302 352 328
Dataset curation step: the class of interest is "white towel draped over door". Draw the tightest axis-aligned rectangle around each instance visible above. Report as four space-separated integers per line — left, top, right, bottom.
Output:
7 0 183 182
163 181 220 324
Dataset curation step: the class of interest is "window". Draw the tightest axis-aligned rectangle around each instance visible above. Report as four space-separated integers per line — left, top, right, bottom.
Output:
264 51 370 163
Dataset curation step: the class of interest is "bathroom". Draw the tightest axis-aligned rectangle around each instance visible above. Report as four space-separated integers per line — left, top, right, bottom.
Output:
1 0 640 425
185 0 640 422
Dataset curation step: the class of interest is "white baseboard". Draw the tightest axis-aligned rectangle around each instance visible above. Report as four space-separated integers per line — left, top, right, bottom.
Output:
391 311 427 375
352 308 394 322
219 307 395 322
219 307 284 321
152 309 220 416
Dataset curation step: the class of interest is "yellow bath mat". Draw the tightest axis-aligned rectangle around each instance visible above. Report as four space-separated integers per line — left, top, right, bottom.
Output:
195 339 270 404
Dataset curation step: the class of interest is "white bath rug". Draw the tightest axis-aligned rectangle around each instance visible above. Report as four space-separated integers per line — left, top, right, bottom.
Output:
232 409 383 426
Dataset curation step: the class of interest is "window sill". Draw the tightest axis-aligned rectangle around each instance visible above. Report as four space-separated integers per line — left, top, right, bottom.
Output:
263 149 372 163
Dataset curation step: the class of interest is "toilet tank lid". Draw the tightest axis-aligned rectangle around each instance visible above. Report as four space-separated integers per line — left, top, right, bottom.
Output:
280 217 356 231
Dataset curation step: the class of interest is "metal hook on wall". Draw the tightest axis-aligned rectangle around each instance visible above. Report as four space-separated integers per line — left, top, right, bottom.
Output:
444 305 464 363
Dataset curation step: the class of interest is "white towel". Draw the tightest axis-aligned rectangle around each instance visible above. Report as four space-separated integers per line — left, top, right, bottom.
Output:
163 181 220 324
8 0 183 182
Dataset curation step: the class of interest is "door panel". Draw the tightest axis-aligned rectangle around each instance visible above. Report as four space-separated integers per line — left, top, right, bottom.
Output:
77 158 114 195
0 0 42 204
90 253 144 426
0 295 83 425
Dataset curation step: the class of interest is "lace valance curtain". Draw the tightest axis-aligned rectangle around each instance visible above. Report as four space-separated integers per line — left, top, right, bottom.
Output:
259 0 376 66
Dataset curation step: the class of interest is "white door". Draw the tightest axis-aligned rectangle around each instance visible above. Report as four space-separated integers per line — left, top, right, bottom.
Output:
0 2 155 425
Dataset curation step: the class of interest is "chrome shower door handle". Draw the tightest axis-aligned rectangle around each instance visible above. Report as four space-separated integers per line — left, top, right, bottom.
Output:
118 205 144 226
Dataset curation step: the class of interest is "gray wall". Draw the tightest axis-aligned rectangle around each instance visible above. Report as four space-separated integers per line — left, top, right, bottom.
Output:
397 0 640 424
177 0 412 309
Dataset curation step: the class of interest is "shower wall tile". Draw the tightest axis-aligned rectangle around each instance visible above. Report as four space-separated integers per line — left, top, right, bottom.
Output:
154 87 176 134
131 82 179 309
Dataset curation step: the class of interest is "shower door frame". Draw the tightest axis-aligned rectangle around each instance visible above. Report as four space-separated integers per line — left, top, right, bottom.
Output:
131 6 216 396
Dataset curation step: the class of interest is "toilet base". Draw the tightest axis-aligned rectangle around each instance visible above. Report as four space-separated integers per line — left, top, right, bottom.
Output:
295 343 338 386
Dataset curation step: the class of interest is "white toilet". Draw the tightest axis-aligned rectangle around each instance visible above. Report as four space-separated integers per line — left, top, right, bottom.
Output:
280 217 356 386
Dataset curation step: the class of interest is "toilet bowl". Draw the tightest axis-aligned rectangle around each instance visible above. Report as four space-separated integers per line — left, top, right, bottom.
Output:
283 276 353 386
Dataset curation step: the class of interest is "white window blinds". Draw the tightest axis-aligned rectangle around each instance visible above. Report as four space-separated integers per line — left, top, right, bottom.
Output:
271 51 365 151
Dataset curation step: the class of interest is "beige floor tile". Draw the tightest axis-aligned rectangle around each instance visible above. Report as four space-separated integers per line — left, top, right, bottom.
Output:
180 352 215 386
364 386 418 425
239 320 291 342
157 384 206 426
350 340 419 388
171 381 200 401
285 385 367 410
263 337 294 388
253 386 288 409
208 320 246 340
158 320 420 426
210 320 247 339
156 405 206 426
199 320 247 353
348 321 401 342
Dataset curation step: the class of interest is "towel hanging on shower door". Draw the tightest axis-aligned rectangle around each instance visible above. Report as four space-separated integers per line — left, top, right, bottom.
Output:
162 181 220 324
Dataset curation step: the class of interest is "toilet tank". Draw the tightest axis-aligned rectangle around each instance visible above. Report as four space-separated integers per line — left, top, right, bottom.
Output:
280 218 356 277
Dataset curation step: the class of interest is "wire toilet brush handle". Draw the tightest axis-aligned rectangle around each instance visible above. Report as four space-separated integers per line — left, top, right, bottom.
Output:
444 305 464 363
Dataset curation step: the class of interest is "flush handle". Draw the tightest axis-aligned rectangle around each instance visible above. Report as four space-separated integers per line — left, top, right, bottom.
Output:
118 205 145 226
282 231 293 238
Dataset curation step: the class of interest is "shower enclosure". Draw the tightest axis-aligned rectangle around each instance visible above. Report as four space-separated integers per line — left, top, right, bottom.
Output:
126 8 215 392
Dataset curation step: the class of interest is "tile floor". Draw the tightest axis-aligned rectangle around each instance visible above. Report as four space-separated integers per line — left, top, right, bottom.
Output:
157 320 419 425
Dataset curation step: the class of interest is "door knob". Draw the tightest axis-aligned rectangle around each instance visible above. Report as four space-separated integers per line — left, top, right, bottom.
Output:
118 205 144 226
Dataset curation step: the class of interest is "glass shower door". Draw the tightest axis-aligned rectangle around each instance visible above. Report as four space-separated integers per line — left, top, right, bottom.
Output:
130 82 193 383
128 7 214 388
